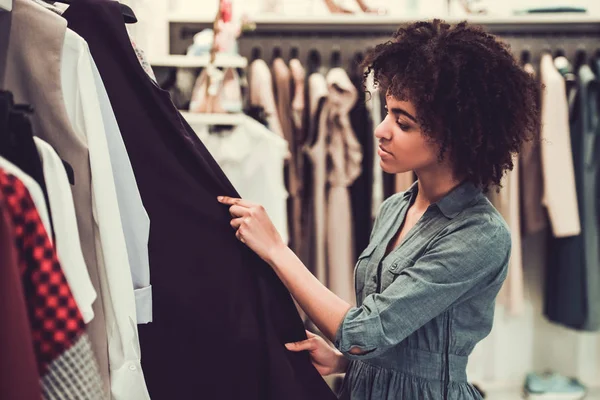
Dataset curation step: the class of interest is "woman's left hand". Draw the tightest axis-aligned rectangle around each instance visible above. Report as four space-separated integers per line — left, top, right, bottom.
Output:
217 196 286 264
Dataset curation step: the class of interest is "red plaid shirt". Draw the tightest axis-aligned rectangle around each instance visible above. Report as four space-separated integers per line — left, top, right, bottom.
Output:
0 170 85 374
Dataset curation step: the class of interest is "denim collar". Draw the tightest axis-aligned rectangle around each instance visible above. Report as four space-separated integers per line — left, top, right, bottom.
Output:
402 180 481 219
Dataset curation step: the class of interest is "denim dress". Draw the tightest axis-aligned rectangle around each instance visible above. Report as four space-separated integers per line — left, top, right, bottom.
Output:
334 181 511 400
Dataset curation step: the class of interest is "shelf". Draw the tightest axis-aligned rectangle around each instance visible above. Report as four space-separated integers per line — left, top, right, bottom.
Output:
149 54 248 68
179 111 245 126
168 13 600 34
169 13 600 25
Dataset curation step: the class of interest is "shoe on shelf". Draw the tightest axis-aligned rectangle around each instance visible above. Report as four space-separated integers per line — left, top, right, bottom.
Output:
524 372 587 400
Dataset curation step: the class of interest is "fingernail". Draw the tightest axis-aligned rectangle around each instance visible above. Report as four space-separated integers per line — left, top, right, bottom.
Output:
284 343 292 349
217 196 223 201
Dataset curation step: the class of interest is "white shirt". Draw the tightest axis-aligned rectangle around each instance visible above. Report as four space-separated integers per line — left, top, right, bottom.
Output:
0 156 52 236
539 54 581 238
34 137 97 323
191 115 289 243
62 28 150 400
89 55 152 325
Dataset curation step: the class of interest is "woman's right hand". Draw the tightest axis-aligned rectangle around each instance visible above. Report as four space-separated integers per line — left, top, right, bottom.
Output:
285 331 349 376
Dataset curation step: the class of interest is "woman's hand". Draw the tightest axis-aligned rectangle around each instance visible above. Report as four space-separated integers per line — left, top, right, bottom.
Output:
285 331 349 376
217 196 286 264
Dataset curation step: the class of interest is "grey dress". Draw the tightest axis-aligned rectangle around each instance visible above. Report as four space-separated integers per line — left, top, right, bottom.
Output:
334 181 511 400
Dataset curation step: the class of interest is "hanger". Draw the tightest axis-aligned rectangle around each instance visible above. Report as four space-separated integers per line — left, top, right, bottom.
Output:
289 46 299 61
573 48 587 72
307 49 321 75
250 46 262 62
271 46 282 63
53 0 137 23
330 49 342 68
520 49 531 66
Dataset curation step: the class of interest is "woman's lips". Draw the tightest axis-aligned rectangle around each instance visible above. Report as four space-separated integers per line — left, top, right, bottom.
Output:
378 145 392 158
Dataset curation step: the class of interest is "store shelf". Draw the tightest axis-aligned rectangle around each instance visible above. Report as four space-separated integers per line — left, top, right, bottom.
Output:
150 54 248 68
179 111 245 126
168 12 600 34
169 13 600 25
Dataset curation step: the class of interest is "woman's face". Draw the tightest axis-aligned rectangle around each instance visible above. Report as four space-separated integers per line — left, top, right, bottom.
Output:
375 95 441 175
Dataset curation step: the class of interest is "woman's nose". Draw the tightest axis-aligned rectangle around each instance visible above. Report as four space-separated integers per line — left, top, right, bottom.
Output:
374 118 392 141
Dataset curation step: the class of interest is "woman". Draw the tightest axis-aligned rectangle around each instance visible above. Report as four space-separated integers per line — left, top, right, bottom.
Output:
218 20 540 400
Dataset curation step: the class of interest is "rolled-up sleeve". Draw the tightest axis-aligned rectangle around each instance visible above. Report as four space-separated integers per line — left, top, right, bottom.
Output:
334 220 510 360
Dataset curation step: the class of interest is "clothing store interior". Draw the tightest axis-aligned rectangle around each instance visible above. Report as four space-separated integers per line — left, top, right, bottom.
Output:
2 0 600 399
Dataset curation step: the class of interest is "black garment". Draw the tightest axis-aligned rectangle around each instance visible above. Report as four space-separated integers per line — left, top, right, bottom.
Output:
545 65 600 331
545 67 587 330
63 2 336 399
349 68 373 258
0 91 53 237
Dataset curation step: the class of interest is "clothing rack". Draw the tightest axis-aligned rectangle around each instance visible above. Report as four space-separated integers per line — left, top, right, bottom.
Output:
168 16 600 71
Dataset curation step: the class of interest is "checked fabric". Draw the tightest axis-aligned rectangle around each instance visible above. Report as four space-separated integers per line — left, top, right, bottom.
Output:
0 169 106 400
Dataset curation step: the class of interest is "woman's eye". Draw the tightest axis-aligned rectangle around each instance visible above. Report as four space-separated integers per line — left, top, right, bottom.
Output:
397 122 411 131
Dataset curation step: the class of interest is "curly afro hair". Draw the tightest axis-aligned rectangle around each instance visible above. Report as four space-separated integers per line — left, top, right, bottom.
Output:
363 19 541 190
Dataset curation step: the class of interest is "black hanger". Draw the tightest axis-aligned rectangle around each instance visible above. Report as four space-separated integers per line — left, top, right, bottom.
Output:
250 47 262 62
520 49 531 66
289 46 299 60
554 48 566 58
573 49 588 72
53 0 138 23
307 49 321 75
271 46 282 63
330 49 342 68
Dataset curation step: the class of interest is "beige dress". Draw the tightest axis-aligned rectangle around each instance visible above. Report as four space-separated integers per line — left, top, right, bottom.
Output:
248 59 284 139
272 58 303 253
489 158 524 316
539 54 581 238
305 73 330 285
325 68 362 303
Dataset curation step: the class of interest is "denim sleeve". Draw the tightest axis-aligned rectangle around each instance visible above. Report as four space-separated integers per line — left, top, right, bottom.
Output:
334 218 511 360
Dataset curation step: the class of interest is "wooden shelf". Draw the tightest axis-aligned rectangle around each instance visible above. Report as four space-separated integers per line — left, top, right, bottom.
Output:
150 54 248 68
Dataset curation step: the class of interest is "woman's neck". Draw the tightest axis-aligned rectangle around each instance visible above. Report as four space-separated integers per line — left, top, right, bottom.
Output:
413 166 463 210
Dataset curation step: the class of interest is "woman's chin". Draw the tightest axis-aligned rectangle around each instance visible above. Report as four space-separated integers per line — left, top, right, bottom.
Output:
380 160 411 175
